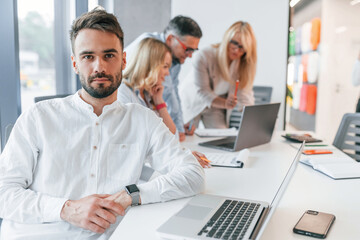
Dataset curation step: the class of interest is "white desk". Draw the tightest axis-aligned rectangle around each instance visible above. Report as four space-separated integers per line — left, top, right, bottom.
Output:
110 133 360 239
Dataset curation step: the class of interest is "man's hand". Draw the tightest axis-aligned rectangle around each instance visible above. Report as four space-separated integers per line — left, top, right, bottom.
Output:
192 151 211 168
184 122 195 135
60 194 125 234
105 189 134 210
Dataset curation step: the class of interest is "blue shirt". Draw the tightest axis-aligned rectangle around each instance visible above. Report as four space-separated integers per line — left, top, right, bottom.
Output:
124 32 185 133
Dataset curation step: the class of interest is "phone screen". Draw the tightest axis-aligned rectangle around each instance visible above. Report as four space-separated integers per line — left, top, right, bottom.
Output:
293 210 335 238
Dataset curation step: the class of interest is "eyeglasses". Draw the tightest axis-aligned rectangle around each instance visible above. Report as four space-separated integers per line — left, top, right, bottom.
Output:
173 36 198 54
229 40 245 51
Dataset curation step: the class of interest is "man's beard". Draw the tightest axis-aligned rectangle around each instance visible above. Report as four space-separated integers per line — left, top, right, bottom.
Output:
80 70 122 99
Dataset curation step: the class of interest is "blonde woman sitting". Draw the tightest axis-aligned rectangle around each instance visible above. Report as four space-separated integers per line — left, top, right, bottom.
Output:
180 21 257 131
118 38 210 168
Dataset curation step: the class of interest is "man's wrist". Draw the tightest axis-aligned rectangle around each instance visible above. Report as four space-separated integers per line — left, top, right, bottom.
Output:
60 200 72 221
125 184 141 206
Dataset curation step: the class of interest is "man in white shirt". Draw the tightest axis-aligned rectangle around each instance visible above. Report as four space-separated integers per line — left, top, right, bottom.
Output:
0 9 205 240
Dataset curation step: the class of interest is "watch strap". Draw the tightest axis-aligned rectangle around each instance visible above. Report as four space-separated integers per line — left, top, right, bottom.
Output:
125 184 140 206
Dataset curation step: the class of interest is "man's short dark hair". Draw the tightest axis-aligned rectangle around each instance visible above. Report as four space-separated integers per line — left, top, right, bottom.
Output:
164 15 202 38
69 8 124 54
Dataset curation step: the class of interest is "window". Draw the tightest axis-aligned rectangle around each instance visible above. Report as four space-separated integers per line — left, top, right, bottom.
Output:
17 0 55 111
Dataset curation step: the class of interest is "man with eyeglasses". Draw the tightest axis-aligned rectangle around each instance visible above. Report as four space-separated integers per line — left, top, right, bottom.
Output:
125 16 202 141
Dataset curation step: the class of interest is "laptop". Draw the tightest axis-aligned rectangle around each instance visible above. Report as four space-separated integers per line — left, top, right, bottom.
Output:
157 142 304 240
199 103 281 152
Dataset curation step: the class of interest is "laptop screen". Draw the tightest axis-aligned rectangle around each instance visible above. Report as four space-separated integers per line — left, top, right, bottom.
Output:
255 141 305 239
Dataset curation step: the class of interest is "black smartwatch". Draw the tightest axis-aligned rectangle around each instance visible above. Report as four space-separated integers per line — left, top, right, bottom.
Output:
125 184 141 206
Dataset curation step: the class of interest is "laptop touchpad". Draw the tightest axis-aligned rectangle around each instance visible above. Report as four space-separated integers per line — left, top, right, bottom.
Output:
175 205 212 220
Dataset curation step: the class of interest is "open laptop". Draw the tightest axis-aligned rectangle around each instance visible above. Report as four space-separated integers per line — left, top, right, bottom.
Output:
199 103 280 152
157 142 304 240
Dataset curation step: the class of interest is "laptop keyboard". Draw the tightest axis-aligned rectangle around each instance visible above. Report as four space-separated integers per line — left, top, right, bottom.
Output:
197 200 261 240
218 142 235 149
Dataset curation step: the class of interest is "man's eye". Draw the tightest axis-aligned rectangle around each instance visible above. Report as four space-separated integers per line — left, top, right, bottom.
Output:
84 55 93 60
105 54 114 58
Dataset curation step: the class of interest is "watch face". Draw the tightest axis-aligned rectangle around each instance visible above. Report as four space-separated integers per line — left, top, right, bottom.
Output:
126 184 139 193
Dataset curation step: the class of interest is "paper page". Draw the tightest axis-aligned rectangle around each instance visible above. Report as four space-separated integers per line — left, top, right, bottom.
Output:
307 157 354 166
204 150 249 168
315 162 360 179
195 128 238 137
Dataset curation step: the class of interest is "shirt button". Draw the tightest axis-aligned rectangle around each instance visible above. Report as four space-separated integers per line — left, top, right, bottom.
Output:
90 173 95 178
93 146 97 150
96 122 99 126
121 145 126 149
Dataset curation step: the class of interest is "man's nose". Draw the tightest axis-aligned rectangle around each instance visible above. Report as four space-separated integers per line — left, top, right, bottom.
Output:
186 52 193 58
94 58 106 73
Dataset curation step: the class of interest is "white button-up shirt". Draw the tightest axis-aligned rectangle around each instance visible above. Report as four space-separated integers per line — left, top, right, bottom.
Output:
0 92 205 239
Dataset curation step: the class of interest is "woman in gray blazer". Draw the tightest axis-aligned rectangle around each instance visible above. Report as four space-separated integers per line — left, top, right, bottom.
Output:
180 21 257 130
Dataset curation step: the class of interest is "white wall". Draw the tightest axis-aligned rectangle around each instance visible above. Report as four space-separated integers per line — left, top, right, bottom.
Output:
172 0 289 129
316 0 360 141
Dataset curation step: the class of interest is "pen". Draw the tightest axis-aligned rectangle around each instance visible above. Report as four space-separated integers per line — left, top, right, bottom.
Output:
188 119 194 131
234 80 239 97
305 144 328 147
199 156 211 163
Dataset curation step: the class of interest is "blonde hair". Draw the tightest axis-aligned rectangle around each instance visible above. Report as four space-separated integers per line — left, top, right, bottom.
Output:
213 21 257 89
123 38 171 91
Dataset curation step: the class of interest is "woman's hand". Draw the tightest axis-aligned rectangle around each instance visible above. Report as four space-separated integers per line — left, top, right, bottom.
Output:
192 151 211 168
150 84 164 105
225 95 238 109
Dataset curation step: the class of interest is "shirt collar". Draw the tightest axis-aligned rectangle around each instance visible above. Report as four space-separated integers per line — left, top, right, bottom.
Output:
72 90 123 116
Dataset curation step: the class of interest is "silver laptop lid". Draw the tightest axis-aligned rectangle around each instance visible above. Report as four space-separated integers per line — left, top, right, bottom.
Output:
254 141 305 239
234 103 280 151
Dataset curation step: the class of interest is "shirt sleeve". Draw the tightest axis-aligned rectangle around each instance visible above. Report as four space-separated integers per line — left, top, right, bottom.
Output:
163 72 186 133
0 108 68 223
238 87 255 107
137 111 205 204
193 51 218 108
352 59 360 87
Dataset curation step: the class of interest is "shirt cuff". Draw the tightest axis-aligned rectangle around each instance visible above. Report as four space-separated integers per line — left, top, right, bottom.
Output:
137 182 162 204
176 123 185 133
41 196 69 222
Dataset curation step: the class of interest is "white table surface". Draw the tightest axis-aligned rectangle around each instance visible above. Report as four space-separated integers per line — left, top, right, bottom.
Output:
110 133 360 239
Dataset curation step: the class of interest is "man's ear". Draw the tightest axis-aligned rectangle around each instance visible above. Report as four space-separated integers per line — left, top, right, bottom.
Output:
165 34 173 46
71 55 79 74
122 52 127 70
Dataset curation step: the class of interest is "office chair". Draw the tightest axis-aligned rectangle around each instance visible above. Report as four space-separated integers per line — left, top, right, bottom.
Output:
34 94 71 103
333 113 360 162
229 86 273 129
4 123 14 145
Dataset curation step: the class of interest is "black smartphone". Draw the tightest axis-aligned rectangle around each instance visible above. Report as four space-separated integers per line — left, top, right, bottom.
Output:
293 210 335 238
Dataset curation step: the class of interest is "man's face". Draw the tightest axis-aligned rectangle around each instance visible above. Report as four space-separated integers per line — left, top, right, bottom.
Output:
167 35 200 64
71 29 126 99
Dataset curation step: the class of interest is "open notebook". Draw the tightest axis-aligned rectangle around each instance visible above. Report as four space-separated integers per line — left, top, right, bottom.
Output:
300 157 360 179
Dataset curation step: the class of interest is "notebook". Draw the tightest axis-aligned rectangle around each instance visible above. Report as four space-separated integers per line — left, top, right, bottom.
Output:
157 142 305 240
199 103 280 152
205 149 250 168
300 156 360 179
